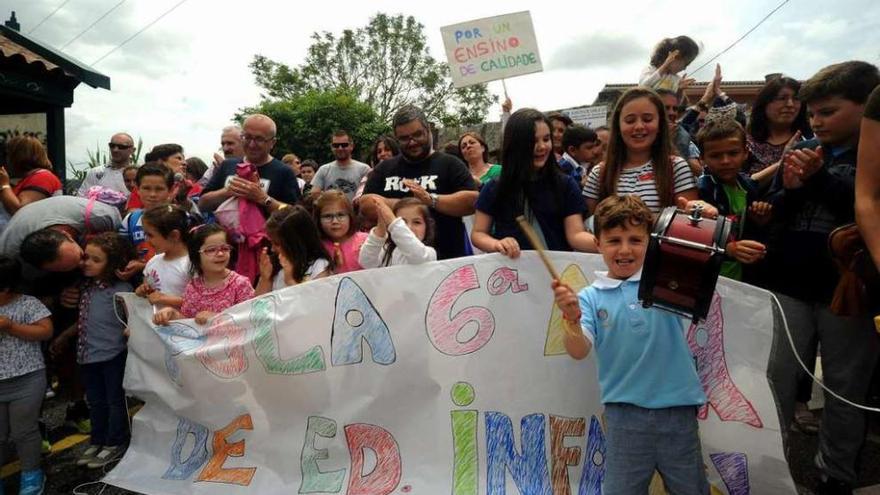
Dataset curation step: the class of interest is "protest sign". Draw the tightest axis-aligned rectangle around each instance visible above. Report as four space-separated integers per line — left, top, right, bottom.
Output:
105 252 796 494
441 11 543 88
561 106 608 129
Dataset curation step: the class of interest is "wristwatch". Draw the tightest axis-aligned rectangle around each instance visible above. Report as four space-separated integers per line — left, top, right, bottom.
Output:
263 196 273 207
429 193 439 209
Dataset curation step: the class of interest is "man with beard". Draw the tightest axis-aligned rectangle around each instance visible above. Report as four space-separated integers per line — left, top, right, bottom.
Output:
361 105 479 260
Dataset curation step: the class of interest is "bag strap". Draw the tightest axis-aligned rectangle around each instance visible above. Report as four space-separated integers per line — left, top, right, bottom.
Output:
84 198 96 234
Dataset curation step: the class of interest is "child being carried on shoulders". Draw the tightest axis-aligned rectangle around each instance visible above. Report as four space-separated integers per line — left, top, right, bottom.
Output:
552 195 708 494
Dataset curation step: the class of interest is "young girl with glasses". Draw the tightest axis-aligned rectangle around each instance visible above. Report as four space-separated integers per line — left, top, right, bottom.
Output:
314 191 368 274
153 224 253 326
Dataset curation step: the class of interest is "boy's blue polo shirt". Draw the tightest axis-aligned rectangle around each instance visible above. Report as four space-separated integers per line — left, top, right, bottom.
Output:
578 270 706 409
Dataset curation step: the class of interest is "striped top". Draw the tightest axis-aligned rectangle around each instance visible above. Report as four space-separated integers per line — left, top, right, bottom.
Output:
582 157 696 213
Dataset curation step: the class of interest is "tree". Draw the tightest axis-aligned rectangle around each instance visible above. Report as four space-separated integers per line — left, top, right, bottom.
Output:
238 89 387 164
248 13 496 128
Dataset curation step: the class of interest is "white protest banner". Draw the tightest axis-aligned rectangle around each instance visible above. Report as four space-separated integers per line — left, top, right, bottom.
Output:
441 11 543 88
105 253 796 494
561 106 608 129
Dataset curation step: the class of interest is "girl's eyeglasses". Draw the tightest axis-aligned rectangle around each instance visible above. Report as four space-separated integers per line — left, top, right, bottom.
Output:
200 244 232 256
320 213 349 223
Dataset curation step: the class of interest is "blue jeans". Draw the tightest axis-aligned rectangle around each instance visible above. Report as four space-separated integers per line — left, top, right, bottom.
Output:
82 351 129 447
604 403 708 495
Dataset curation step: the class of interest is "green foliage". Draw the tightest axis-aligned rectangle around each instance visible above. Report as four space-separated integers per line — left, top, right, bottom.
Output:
248 13 496 129
239 89 388 164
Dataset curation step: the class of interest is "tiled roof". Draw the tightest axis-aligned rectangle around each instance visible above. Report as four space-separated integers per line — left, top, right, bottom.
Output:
0 24 109 90
0 33 64 73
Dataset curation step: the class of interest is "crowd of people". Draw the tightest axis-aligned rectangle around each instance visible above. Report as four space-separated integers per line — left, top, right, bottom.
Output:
0 33 879 494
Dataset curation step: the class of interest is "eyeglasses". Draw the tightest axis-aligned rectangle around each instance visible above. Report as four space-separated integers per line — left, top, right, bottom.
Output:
108 143 133 150
199 244 232 256
320 213 349 223
331 143 351 149
242 134 274 145
396 129 427 144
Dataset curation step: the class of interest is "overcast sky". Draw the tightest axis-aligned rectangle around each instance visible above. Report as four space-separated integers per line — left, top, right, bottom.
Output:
5 0 879 173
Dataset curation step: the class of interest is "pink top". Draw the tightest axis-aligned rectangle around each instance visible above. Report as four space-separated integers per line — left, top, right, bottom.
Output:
180 270 255 318
322 231 369 274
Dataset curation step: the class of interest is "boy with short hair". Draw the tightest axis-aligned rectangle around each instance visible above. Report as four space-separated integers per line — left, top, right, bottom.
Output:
559 125 602 186
120 162 174 267
767 60 880 494
695 119 773 281
553 194 708 494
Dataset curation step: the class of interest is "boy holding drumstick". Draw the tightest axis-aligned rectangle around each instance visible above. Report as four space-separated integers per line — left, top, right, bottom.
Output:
553 195 708 494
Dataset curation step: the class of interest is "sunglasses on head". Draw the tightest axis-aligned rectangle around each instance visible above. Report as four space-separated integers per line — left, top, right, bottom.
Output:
108 143 132 150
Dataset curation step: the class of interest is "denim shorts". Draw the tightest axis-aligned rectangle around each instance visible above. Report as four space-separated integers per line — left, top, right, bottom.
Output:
603 403 708 495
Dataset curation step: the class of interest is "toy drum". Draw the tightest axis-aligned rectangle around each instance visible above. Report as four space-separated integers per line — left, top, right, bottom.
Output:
639 205 731 321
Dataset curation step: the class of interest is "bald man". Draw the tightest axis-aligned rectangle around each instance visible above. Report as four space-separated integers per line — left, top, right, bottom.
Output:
77 132 136 197
199 114 302 212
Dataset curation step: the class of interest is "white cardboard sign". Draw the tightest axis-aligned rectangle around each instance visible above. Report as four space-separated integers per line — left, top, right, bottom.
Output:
441 11 543 88
105 253 796 494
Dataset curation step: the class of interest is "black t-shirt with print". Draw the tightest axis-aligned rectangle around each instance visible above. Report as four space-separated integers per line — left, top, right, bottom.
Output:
364 152 478 260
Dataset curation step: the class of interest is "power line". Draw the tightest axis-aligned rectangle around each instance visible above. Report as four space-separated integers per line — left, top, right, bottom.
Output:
60 0 128 50
688 0 793 77
90 0 191 67
26 0 73 34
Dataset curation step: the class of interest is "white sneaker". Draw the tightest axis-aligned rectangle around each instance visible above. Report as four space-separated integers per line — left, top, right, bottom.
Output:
76 445 101 466
87 445 124 469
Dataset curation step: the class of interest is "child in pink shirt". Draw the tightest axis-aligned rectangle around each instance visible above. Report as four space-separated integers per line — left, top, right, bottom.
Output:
315 190 368 274
154 224 254 325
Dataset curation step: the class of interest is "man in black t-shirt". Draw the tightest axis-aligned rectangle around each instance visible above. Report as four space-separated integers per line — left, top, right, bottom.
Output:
199 114 301 212
361 105 479 259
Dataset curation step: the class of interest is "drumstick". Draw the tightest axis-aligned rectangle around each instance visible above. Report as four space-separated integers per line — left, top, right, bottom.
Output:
516 216 561 281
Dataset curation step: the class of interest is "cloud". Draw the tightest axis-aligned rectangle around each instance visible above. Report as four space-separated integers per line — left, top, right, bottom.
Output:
546 32 646 70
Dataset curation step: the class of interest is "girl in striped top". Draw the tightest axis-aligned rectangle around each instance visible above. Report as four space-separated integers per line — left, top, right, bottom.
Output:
584 87 698 215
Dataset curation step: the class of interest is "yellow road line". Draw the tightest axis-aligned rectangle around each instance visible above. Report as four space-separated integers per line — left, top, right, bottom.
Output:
1 403 142 479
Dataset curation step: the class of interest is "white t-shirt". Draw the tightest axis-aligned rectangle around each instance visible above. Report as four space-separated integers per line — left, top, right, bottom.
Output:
143 253 191 300
272 258 331 291
77 164 130 198
583 157 696 213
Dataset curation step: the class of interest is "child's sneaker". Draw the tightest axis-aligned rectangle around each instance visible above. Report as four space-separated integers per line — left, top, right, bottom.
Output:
76 445 101 466
86 445 124 469
19 469 45 495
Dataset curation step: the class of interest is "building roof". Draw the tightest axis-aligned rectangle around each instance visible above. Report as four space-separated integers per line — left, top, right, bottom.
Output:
0 22 110 90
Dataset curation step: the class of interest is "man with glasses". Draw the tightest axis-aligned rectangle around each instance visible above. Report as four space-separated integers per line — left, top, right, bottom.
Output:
199 114 302 213
310 130 370 200
76 133 136 197
361 105 479 260
201 125 245 188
